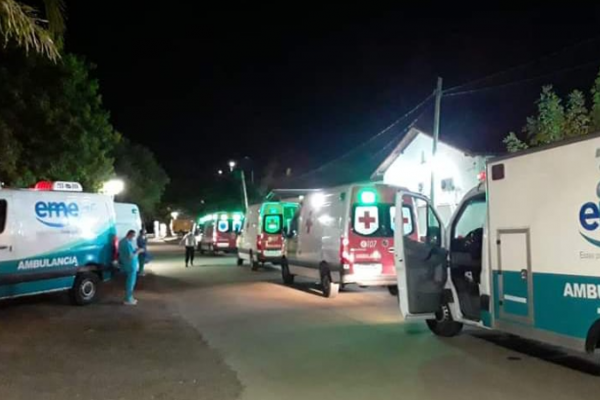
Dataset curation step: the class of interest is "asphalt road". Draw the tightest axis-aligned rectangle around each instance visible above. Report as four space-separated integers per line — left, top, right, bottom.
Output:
2 241 600 400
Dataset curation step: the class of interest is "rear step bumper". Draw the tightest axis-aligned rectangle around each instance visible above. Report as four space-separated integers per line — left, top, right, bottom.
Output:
341 274 397 286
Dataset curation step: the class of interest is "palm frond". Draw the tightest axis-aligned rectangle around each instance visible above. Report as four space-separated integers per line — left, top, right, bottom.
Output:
43 0 65 40
0 0 60 61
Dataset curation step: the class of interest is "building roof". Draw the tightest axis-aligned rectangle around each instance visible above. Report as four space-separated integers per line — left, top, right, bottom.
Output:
287 125 498 189
371 127 494 179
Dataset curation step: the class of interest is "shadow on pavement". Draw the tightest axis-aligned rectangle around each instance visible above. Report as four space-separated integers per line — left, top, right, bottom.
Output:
468 330 600 376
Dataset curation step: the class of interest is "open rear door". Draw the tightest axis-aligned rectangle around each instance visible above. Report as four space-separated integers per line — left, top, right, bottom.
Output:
394 191 447 320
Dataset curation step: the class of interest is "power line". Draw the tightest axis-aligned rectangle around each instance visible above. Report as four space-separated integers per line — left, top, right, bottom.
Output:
368 110 427 162
292 92 435 182
444 35 600 95
444 58 600 98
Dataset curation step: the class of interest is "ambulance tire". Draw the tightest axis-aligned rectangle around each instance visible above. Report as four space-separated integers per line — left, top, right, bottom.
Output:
236 257 244 266
426 304 463 337
71 272 100 306
320 265 339 298
250 252 259 271
281 259 294 285
585 320 600 354
387 285 399 296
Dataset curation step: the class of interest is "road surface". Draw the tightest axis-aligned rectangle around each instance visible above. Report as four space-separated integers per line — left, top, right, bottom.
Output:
1 241 599 400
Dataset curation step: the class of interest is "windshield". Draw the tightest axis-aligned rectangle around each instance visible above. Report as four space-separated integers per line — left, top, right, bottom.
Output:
351 204 394 237
263 215 282 235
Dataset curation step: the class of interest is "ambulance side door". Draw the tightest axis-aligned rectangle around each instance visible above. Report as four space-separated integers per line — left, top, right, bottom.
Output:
0 194 13 263
394 192 447 320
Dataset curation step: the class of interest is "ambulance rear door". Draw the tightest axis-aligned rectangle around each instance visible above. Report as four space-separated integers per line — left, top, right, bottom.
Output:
0 193 12 263
394 191 447 320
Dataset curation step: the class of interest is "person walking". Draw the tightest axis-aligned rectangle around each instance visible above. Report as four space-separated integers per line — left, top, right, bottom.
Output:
137 228 148 276
180 230 197 268
119 230 144 305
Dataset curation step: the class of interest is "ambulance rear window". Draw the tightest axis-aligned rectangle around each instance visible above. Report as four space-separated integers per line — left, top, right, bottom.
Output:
217 219 230 233
0 200 6 234
351 204 394 237
264 215 282 234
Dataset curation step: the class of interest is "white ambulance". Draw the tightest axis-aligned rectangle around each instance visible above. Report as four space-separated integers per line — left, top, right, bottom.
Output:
114 202 142 239
237 202 298 270
281 183 404 298
395 133 600 356
0 181 118 305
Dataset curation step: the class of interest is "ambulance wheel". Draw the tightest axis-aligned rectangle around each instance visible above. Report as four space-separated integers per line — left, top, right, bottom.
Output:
281 259 294 285
71 272 100 306
426 304 463 337
387 285 398 296
320 266 339 298
250 252 259 271
237 257 244 266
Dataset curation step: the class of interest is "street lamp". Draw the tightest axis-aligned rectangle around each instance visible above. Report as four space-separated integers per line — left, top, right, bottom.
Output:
100 179 125 196
228 160 236 172
217 169 223 175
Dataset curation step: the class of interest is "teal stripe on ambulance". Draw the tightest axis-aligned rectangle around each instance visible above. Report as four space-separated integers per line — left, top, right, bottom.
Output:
493 271 600 340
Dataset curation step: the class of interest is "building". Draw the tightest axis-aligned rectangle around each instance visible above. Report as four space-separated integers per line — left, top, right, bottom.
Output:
371 127 490 222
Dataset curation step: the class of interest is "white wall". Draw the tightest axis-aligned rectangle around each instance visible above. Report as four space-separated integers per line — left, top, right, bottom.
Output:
382 134 486 222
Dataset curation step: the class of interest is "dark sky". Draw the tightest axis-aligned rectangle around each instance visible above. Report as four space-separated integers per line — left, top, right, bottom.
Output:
65 2 600 193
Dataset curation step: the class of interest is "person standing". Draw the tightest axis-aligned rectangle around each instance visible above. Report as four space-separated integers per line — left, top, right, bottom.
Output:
119 230 143 305
137 228 148 276
180 230 197 268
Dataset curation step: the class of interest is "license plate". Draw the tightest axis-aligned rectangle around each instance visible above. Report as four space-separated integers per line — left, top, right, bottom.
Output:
354 263 382 275
216 243 230 248
263 250 281 257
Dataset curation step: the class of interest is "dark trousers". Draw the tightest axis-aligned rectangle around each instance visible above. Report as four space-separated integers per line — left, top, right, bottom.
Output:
185 246 195 265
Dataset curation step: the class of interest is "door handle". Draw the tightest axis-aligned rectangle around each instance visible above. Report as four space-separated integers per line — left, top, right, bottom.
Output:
520 269 528 280
0 245 10 251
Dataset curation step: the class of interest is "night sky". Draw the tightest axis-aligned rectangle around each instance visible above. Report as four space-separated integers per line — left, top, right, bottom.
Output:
65 3 600 193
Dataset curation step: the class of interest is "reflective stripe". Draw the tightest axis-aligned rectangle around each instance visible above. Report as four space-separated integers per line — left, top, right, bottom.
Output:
504 294 527 304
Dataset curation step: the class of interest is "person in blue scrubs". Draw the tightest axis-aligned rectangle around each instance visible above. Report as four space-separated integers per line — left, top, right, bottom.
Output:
119 230 144 305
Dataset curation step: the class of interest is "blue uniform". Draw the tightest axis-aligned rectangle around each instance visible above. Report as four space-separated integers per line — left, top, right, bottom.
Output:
118 237 138 303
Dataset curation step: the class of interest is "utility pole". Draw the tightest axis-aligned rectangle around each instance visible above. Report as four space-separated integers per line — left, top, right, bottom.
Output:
241 170 249 211
430 77 443 206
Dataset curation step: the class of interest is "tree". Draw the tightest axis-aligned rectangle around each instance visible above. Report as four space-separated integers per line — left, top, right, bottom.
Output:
0 0 64 60
591 72 600 132
504 70 600 152
114 138 170 216
0 50 120 189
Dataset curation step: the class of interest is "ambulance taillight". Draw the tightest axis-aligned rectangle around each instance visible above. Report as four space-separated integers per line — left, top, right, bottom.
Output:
339 237 353 270
256 234 264 251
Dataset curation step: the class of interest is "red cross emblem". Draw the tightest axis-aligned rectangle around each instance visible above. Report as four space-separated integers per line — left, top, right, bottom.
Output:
355 206 379 235
358 211 376 229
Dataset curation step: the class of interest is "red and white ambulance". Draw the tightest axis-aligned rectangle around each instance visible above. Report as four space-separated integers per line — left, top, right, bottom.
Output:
237 202 299 270
281 183 409 298
198 212 244 254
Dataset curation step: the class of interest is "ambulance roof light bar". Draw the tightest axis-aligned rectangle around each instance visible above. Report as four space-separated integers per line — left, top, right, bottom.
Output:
33 181 83 192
